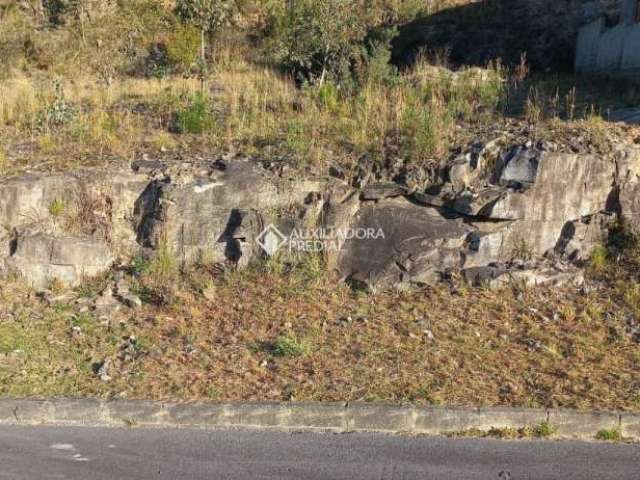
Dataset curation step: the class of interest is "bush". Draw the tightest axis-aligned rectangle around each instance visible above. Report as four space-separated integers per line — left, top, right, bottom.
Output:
271 333 311 358
360 35 398 86
174 0 238 66
401 87 455 161
596 429 622 442
166 25 201 72
171 93 217 134
533 420 556 438
37 79 75 130
143 43 172 78
268 0 366 86
315 81 340 111
175 0 237 33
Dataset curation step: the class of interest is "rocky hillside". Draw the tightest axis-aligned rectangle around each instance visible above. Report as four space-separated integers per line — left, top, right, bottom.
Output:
5 1 640 409
2 123 640 292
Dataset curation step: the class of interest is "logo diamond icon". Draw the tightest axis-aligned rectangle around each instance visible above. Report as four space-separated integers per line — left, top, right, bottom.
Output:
256 224 288 256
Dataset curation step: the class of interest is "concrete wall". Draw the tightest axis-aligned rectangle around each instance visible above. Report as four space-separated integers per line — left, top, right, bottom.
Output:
576 0 640 77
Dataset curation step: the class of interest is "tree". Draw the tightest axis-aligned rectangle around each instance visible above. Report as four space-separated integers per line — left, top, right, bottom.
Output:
272 0 366 86
175 0 237 64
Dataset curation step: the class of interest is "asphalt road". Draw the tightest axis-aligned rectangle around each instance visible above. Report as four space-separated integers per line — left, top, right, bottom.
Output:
1 426 639 479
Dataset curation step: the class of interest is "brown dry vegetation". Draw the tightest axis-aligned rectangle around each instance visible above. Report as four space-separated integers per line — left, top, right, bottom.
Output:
3 0 640 408
2 239 640 410
2 0 640 178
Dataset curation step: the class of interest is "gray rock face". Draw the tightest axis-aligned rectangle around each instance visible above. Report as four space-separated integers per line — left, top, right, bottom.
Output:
498 146 540 187
0 169 149 250
0 140 637 291
134 159 316 266
448 140 502 191
0 173 81 231
453 149 617 269
0 158 324 287
617 146 640 225
336 198 472 288
360 183 408 201
487 152 615 221
3 234 114 288
323 141 629 289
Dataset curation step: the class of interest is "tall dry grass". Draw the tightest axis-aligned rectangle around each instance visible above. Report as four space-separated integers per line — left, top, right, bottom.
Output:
0 52 506 172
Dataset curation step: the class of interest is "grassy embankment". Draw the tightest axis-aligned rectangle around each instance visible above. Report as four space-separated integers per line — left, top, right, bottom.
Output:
2 0 640 409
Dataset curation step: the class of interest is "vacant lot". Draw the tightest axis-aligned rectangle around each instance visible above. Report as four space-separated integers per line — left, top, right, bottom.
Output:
0 251 639 411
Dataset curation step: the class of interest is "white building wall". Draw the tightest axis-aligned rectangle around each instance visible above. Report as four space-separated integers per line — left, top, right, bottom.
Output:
576 0 640 78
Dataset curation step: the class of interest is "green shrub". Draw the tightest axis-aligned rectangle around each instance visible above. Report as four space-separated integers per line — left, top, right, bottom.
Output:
316 81 340 111
166 25 201 71
129 254 152 277
268 0 366 86
533 420 556 438
175 0 237 33
596 428 622 442
37 79 75 130
361 36 398 86
174 0 238 67
401 88 455 160
271 333 311 358
172 93 217 134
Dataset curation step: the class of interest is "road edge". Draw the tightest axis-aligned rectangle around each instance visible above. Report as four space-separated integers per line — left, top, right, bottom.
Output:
0 399 636 441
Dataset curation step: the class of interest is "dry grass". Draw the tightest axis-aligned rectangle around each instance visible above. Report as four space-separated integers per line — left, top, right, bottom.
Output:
1 256 640 410
0 52 507 175
2 34 634 178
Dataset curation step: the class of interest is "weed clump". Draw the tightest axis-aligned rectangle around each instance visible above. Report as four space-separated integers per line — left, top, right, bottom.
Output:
596 428 622 442
271 333 311 358
37 79 75 130
172 93 217 134
532 420 556 438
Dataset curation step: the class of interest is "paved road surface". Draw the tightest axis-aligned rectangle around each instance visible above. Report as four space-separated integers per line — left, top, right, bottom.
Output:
1 425 639 479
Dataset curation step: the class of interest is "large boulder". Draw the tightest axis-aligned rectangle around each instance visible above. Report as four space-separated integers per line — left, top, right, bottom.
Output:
459 148 617 266
324 142 625 288
332 197 473 288
84 171 151 253
0 170 149 256
2 234 114 288
453 148 616 221
0 173 81 232
616 145 640 226
134 159 321 265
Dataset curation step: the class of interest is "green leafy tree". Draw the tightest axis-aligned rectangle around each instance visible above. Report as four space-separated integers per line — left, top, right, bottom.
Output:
272 0 366 86
175 0 237 63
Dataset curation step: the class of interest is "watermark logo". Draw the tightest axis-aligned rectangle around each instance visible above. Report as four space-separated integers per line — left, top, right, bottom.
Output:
256 224 288 256
256 224 385 256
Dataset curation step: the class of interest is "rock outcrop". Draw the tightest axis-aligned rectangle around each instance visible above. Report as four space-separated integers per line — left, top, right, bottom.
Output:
1 140 639 290
335 198 472 288
134 159 313 266
2 234 114 289
0 158 320 287
325 141 638 289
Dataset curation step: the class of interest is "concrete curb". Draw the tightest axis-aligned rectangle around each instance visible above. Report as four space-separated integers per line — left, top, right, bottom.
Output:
0 399 631 440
